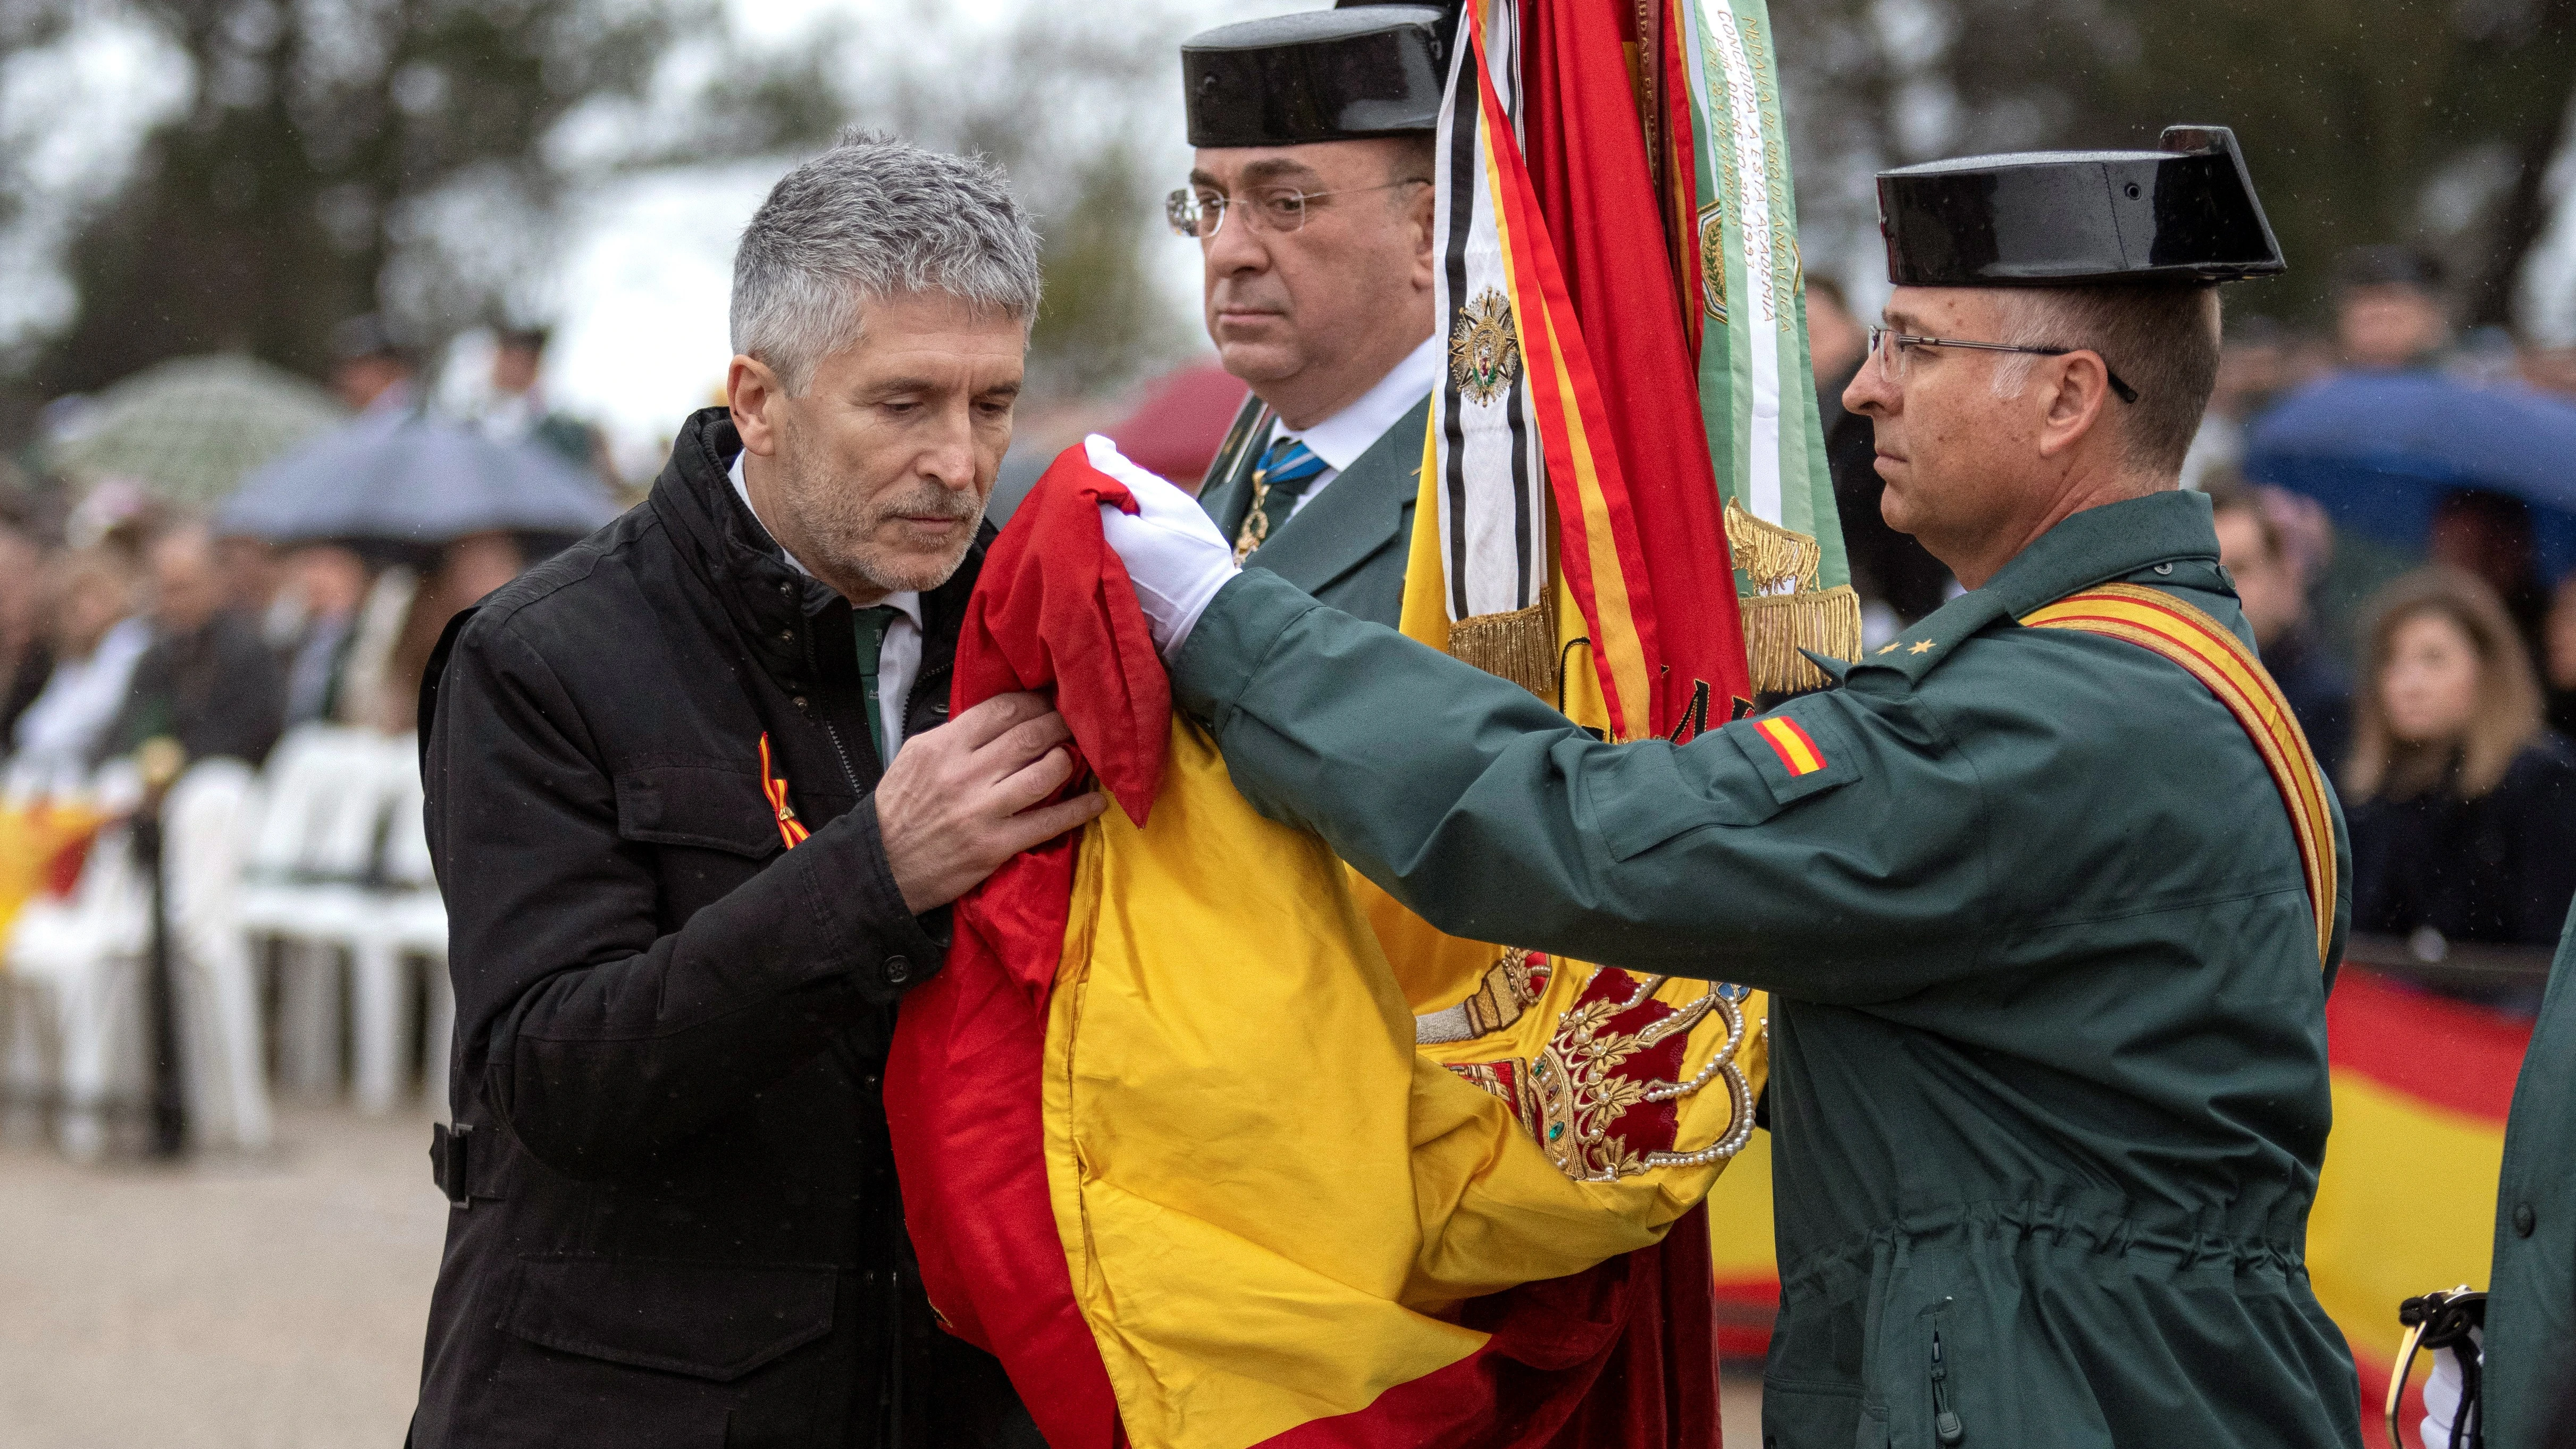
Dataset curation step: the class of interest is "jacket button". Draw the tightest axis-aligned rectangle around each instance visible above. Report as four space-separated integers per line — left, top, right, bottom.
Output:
779 629 794 642
793 696 807 709
2515 1202 2537 1237
884 954 912 985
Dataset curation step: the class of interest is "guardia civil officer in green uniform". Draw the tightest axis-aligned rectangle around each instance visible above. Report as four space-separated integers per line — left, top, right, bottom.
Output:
2463 894 2576 1447
1169 2 1444 627
1098 128 2366 1448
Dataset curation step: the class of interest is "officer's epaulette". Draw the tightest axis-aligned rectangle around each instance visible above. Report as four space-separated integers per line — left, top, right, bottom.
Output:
1843 590 2019 689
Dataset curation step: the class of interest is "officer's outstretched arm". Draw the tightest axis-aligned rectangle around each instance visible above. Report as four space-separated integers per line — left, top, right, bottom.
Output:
1173 570 1991 1005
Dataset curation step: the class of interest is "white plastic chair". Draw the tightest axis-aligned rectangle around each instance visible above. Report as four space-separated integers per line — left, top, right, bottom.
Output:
163 760 270 1149
1 760 269 1158
4 819 145 1160
238 725 388 1096
347 735 445 1115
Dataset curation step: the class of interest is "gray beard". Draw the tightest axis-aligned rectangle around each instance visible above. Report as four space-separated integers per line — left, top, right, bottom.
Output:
772 440 985 595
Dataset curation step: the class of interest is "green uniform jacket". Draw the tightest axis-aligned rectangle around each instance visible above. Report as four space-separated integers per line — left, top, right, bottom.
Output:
1196 393 1429 629
2483 898 2576 1448
1170 489 2364 1449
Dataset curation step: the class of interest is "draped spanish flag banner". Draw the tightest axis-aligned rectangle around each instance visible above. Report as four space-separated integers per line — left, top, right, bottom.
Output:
2309 969 2531 1430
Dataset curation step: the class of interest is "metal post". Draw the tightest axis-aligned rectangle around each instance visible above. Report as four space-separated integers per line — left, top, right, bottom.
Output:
135 738 187 1159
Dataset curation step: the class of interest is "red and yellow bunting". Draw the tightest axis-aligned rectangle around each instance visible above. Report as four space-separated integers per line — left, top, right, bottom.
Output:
2020 583 2336 967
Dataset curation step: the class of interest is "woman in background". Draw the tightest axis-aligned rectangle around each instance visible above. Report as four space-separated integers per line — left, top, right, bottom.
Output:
9 549 150 794
2346 567 2576 973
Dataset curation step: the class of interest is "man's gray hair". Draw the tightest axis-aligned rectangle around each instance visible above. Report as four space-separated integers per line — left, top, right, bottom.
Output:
1986 284 2222 480
731 130 1043 395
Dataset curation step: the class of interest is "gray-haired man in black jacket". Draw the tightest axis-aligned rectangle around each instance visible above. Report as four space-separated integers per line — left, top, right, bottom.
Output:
408 133 1100 1448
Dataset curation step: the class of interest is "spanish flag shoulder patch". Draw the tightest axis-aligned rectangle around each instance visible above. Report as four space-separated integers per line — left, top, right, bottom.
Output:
1753 715 1828 777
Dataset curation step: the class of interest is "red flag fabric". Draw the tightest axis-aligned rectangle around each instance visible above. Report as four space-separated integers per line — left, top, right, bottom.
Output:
1520 0 1752 724
882 451 1157 1449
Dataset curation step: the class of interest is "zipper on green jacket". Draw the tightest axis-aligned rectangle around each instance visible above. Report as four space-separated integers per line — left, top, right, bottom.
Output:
1930 1327 1966 1445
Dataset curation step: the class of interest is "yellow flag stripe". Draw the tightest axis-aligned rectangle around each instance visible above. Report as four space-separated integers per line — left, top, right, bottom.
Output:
1755 717 1823 775
2021 584 2336 966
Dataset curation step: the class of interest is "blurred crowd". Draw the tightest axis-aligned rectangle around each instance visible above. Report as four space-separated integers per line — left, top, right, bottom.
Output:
0 319 616 802
2 251 2570 1019
1813 246 2576 1001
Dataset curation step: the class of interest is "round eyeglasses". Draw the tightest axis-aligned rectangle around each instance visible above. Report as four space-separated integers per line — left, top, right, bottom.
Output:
1164 178 1430 240
1866 324 2139 404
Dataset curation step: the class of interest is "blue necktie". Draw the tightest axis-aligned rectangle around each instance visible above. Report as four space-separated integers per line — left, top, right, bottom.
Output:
1234 437 1329 559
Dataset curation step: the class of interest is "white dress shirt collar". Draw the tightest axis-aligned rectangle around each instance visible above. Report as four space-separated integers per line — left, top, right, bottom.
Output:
1272 332 1440 474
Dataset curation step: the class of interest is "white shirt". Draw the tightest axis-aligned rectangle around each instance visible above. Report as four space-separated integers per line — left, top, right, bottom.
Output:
10 616 153 794
729 451 925 759
1265 333 1441 517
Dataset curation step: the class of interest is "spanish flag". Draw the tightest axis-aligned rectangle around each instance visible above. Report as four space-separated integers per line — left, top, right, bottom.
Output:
887 444 1760 1449
2311 968 2530 1428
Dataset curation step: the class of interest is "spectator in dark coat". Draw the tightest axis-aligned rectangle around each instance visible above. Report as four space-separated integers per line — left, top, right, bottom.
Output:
100 526 284 767
2209 481 2352 778
2345 567 2576 964
407 135 1099 1449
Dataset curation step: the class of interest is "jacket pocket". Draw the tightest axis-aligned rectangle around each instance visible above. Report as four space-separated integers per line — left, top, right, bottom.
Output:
1596 705 1863 861
501 1254 835 1380
615 763 783 860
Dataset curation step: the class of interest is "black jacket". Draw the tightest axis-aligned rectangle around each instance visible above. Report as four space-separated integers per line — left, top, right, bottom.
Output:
2349 732 2576 949
104 610 285 766
409 408 1037 1448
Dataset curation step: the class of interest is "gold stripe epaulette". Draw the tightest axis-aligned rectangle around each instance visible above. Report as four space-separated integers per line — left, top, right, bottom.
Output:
2020 583 2336 969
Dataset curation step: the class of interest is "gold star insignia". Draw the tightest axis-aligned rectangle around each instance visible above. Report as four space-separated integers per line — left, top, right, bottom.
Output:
1909 639 1937 655
1876 642 1900 656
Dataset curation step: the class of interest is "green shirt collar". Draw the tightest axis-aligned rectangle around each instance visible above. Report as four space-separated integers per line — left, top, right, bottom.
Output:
1980 488 2219 617
1848 488 2222 686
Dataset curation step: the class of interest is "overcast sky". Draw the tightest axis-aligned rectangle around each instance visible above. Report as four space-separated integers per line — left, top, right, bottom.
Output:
534 0 1303 464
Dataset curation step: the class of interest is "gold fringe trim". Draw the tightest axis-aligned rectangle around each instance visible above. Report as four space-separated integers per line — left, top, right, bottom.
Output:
1448 601 1559 700
1741 584 1861 694
1725 497 1824 596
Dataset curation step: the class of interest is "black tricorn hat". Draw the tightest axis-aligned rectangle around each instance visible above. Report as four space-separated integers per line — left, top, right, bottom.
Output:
1876 125 2285 287
1181 2 1448 149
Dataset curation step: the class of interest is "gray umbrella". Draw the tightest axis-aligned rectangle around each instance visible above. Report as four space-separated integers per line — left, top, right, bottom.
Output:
215 407 620 545
47 355 346 507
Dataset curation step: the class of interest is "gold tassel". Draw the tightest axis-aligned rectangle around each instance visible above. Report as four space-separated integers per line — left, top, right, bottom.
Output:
1448 601 1559 700
1740 584 1862 694
1725 498 1823 596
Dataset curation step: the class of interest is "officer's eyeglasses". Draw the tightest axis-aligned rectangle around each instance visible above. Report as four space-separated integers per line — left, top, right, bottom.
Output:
1164 179 1430 240
1866 324 2141 404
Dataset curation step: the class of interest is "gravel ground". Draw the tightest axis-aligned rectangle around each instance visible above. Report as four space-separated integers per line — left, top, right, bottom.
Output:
0 1103 1764 1447
0 1104 447 1449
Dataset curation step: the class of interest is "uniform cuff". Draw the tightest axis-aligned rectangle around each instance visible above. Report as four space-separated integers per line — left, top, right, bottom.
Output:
1170 570 1323 738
